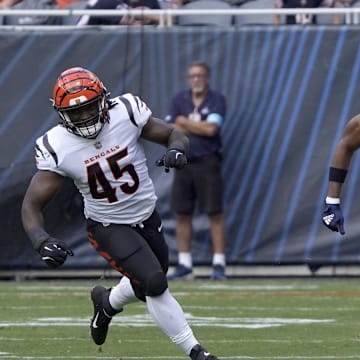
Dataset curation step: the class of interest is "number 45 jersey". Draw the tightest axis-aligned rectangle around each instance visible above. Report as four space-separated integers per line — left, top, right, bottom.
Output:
35 93 157 225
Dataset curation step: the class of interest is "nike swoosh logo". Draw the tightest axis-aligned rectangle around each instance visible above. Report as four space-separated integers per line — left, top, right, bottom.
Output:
92 312 100 328
204 352 210 357
157 223 163 232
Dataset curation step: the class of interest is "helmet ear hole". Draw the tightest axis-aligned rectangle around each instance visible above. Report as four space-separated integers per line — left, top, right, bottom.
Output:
52 67 108 138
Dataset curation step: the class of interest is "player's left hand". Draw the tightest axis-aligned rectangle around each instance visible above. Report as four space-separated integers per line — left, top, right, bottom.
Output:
322 202 345 235
162 149 187 172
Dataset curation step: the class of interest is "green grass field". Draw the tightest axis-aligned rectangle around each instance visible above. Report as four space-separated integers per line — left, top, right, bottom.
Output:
0 277 360 359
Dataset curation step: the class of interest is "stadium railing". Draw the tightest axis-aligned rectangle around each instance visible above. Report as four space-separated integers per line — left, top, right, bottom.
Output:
1 7 360 27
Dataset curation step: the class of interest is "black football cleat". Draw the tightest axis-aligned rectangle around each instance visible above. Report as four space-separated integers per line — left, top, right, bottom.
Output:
90 285 122 346
190 344 220 360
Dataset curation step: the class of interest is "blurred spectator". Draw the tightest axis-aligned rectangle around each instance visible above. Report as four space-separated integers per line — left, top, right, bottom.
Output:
0 0 77 8
274 0 335 24
159 0 184 8
77 0 125 25
0 0 22 8
77 0 160 26
57 0 79 7
3 0 64 25
332 0 353 24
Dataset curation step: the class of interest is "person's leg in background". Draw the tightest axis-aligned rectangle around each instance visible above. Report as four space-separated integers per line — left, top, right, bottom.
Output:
168 166 195 280
209 212 226 280
167 213 194 279
176 213 193 268
199 155 226 280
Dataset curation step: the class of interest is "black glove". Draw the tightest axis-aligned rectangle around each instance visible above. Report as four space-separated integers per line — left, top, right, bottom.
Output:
155 149 187 172
39 238 74 268
322 202 345 235
162 149 187 172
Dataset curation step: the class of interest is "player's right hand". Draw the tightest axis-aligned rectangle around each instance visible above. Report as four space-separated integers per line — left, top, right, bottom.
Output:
39 238 74 268
322 202 345 235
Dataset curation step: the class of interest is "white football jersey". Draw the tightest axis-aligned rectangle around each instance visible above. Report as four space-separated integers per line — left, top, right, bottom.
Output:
35 93 157 225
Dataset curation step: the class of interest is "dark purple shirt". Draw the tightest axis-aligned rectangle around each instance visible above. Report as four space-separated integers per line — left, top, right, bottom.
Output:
165 88 226 160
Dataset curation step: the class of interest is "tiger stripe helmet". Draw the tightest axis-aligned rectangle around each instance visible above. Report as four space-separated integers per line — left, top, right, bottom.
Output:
52 67 109 139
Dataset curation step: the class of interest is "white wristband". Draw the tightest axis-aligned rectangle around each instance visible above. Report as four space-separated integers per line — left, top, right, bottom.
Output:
326 196 340 204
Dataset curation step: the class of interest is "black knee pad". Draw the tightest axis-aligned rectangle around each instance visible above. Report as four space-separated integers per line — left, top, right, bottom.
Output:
145 271 168 296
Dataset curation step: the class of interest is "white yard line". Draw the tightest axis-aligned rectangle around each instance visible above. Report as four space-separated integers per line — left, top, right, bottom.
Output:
0 315 334 328
1 355 360 359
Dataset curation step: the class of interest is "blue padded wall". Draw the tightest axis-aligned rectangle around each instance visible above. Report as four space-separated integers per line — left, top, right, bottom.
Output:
1 26 360 268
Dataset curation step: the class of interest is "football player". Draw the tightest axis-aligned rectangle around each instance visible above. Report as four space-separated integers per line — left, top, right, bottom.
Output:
322 113 360 235
21 67 220 360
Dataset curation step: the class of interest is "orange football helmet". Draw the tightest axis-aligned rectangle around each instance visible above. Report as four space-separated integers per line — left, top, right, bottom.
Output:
52 67 109 138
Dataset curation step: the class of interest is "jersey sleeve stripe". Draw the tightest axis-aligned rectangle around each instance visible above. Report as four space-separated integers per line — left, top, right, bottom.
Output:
134 95 141 112
43 134 58 166
119 95 138 127
35 143 45 159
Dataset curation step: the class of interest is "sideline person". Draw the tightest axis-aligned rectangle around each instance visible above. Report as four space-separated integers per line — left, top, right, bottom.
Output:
165 61 227 280
21 66 220 360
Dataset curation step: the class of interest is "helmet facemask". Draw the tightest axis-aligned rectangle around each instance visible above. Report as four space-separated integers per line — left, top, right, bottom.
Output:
56 93 108 139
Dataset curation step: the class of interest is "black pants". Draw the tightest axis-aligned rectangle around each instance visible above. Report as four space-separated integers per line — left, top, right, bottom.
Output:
283 0 322 24
86 210 169 302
